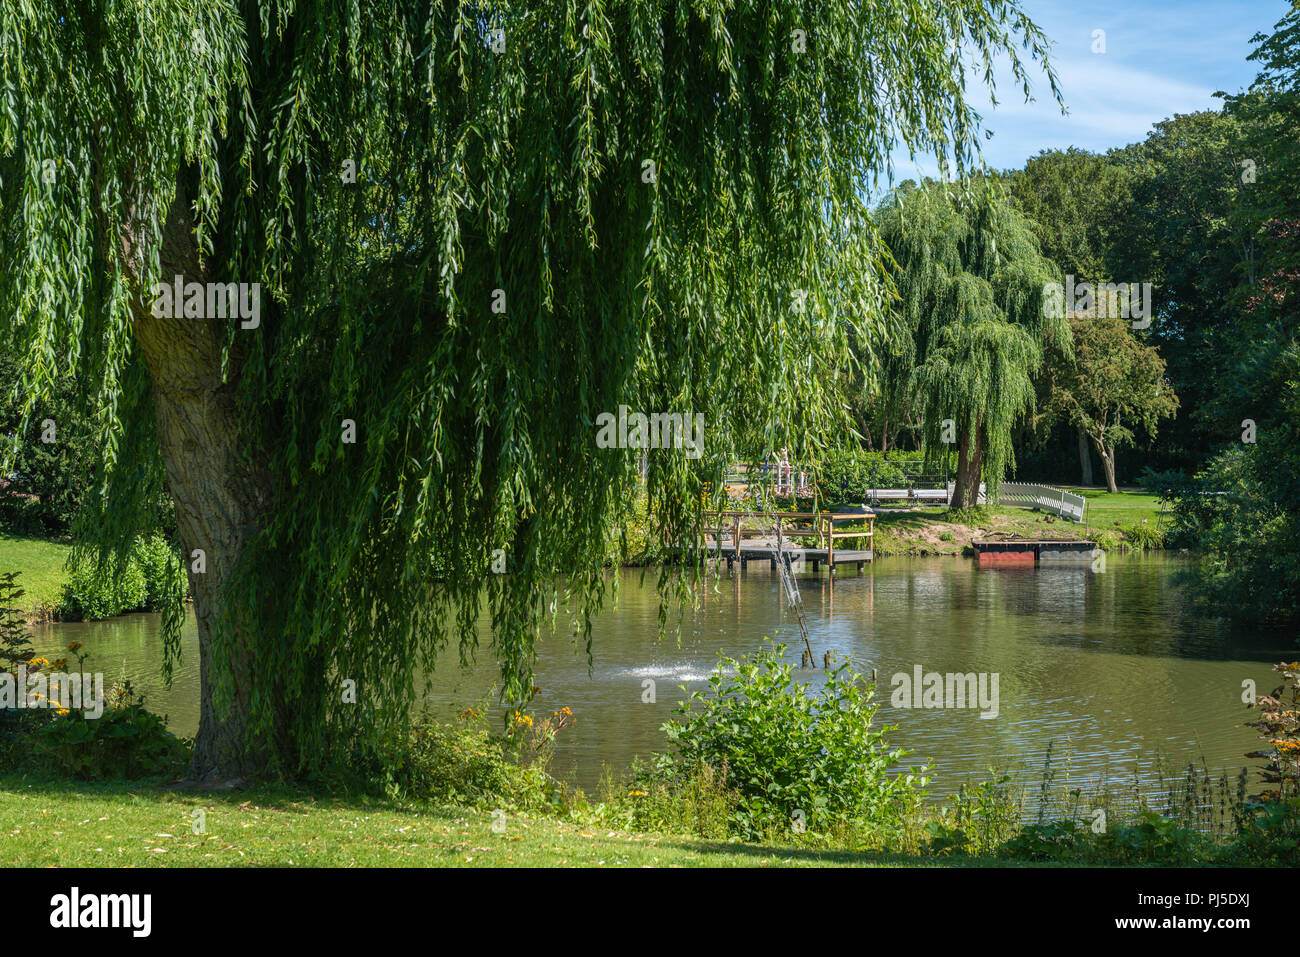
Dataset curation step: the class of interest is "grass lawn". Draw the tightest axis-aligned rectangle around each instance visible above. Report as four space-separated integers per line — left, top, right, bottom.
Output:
0 776 1013 868
0 532 70 614
1065 488 1165 531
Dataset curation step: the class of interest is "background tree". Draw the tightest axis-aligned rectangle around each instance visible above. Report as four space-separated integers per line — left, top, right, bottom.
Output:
1005 148 1132 485
0 2 1060 781
1045 313 1179 493
875 180 1069 507
1108 109 1252 472
1156 6 1300 628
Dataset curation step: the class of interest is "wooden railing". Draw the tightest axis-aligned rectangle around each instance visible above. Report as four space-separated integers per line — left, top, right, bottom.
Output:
702 510 874 569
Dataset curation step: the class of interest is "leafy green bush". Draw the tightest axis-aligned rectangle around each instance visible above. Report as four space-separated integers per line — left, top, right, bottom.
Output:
54 535 184 621
56 551 148 621
374 711 557 809
600 758 737 838
1119 519 1165 550
131 533 185 608
815 449 918 502
29 680 190 780
650 643 925 841
921 771 1022 856
996 819 1086 860
1096 812 1206 864
999 812 1207 864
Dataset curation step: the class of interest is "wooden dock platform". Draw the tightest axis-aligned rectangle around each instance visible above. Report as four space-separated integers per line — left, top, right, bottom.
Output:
700 510 875 575
706 545 874 574
973 538 1096 567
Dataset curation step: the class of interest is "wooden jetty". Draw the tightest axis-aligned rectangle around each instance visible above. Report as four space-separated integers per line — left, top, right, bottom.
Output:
972 537 1096 567
702 510 874 576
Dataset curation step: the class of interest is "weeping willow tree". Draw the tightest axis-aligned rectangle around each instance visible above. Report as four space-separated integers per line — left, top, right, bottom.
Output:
0 2 1058 782
876 181 1069 507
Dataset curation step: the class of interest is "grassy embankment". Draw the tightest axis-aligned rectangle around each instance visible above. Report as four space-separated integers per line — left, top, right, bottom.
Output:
865 489 1163 557
615 488 1165 562
0 776 1003 868
0 532 70 619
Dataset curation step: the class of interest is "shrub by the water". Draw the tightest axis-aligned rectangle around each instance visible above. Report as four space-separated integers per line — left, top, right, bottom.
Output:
1118 519 1165 550
627 643 925 842
997 812 1207 865
56 552 147 621
55 534 183 621
372 707 571 809
28 680 190 780
131 533 185 609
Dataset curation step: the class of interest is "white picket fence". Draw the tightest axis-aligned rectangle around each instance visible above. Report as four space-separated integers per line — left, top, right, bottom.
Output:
998 482 1087 523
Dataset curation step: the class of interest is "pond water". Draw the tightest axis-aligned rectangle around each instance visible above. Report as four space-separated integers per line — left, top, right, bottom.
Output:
30 553 1292 800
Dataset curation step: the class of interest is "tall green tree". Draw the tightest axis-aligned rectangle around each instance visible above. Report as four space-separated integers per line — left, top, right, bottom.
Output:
1108 109 1253 471
1007 148 1132 286
1044 314 1179 493
0 2 1058 781
1005 148 1132 485
876 181 1069 507
1163 6 1300 628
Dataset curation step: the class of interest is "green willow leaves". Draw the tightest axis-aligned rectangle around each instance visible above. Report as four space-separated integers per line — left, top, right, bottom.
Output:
0 1 1058 774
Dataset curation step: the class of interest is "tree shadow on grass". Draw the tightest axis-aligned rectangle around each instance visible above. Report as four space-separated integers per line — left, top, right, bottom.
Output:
650 835 1039 867
0 772 431 817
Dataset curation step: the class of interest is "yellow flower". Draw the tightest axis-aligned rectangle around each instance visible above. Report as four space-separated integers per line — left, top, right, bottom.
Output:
67 642 82 652
627 790 647 798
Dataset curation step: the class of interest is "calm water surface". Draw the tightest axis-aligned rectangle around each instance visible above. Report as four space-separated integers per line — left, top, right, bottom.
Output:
31 553 1292 798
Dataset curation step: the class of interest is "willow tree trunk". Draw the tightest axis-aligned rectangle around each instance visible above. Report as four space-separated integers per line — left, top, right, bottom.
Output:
1077 427 1094 486
950 426 984 508
123 182 272 784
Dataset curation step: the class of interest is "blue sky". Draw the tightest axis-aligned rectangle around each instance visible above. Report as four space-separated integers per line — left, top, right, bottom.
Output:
892 0 1291 182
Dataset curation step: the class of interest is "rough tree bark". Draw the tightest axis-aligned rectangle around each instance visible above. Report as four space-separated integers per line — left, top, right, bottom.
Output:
950 426 984 508
120 177 272 784
1092 436 1119 493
